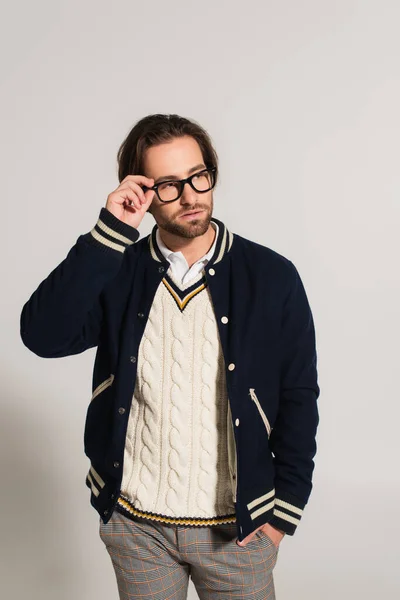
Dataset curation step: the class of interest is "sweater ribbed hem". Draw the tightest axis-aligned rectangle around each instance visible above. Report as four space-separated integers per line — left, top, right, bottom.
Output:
115 494 237 527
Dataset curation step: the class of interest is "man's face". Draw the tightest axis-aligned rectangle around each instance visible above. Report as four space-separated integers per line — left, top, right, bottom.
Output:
143 135 214 239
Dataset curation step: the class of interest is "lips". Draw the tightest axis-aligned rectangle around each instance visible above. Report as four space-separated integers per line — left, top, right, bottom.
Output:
180 210 204 217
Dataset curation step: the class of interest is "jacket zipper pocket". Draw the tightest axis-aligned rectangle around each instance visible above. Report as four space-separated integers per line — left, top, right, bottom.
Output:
91 374 114 402
249 388 272 438
227 399 238 502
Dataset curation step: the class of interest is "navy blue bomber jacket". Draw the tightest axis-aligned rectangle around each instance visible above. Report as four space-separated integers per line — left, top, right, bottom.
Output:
20 207 320 542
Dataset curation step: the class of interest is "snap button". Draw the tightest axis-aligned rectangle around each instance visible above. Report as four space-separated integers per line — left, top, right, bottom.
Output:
228 363 235 371
138 312 145 319
118 407 125 414
103 509 109 515
158 266 165 273
113 461 120 468
130 356 136 363
235 418 240 426
110 494 115 500
208 268 215 276
221 316 228 324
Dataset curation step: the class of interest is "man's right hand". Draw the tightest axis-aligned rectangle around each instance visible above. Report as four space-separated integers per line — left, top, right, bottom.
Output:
105 175 156 230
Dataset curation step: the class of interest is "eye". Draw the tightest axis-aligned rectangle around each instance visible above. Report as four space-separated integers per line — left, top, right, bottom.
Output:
159 181 179 190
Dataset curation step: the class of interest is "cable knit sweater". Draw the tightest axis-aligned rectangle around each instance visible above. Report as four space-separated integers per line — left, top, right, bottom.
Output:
116 222 237 526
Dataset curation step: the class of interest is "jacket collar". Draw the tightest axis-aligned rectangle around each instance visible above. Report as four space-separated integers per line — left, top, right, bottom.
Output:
148 216 234 266
156 221 219 265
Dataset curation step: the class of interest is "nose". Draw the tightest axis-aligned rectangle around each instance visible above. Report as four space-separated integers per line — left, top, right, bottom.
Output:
179 181 198 205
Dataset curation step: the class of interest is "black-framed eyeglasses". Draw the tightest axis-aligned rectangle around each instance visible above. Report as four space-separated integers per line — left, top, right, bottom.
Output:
142 166 217 203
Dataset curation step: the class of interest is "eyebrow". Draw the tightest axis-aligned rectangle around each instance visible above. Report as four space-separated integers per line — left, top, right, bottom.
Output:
154 163 206 184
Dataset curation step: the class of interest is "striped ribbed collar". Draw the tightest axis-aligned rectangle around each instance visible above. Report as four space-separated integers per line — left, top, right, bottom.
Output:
148 216 234 266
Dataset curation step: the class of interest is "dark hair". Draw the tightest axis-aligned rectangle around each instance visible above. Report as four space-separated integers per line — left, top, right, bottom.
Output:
116 113 219 186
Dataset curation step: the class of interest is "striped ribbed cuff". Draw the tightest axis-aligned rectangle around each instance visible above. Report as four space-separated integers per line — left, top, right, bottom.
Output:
268 489 306 536
88 207 140 253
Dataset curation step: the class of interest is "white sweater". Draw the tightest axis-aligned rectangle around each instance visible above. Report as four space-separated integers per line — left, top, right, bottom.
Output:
117 222 237 526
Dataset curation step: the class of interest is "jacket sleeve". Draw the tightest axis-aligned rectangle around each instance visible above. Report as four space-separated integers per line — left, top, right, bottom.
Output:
20 207 139 358
268 259 320 535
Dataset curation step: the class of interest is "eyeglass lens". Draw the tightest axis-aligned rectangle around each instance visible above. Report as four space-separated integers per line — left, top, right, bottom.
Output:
157 169 214 202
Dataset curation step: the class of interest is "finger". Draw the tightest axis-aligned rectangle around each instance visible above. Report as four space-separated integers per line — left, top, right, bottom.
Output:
143 188 156 204
122 181 148 204
116 183 145 205
121 188 142 210
121 174 154 187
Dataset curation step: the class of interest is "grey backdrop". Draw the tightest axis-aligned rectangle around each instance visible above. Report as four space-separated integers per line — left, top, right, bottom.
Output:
2 1 399 598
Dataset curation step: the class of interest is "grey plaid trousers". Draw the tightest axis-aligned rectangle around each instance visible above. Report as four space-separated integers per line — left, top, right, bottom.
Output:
99 507 280 599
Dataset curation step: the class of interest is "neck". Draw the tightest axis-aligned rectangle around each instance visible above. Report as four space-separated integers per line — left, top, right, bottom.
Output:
158 223 216 268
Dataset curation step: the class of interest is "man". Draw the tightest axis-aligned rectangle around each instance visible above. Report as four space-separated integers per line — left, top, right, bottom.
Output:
20 113 320 599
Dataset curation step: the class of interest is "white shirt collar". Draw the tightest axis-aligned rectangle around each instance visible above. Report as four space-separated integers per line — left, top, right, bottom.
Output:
156 221 219 267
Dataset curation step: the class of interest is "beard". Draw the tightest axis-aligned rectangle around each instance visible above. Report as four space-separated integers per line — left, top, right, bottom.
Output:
155 198 213 240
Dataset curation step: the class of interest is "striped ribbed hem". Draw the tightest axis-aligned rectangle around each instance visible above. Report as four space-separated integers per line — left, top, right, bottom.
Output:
87 207 140 253
116 494 237 527
268 490 306 536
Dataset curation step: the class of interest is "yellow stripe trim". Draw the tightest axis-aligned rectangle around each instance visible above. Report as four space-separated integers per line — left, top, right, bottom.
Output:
117 497 236 526
163 278 206 310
